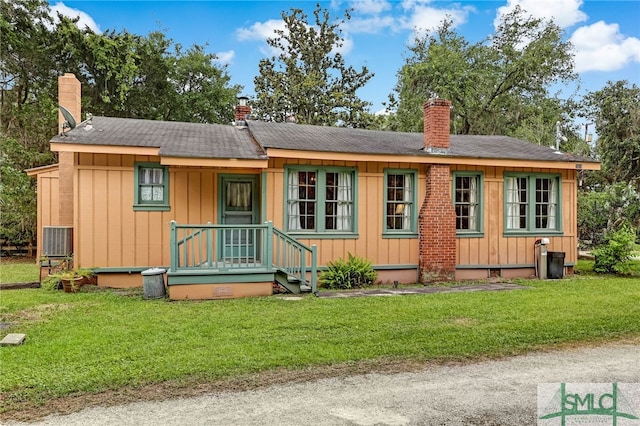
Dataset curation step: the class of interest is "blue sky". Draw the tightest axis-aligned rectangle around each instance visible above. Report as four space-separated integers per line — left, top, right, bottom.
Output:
49 0 640 114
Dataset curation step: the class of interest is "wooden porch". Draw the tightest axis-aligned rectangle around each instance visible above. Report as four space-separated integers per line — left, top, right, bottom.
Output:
167 221 317 299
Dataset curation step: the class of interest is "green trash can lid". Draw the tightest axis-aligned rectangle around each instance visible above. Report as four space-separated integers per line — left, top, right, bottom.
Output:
142 268 166 276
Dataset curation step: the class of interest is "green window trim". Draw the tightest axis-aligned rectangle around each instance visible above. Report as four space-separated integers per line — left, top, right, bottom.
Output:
503 172 562 236
383 169 418 237
284 165 358 236
453 171 484 237
133 162 170 211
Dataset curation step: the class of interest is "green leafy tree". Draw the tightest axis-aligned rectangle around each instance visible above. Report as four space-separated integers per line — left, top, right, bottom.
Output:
166 44 241 124
1 0 243 246
577 81 640 245
390 6 576 137
581 80 640 191
253 4 373 126
126 31 175 121
0 136 41 246
51 17 241 123
1 0 57 246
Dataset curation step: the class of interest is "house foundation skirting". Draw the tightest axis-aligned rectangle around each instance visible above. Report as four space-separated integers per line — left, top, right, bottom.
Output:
455 264 574 280
168 282 273 300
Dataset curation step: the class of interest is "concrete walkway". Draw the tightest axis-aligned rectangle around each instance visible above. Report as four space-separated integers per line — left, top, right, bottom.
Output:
317 282 528 298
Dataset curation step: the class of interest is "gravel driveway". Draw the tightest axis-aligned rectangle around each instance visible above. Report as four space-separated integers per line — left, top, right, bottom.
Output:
5 342 639 426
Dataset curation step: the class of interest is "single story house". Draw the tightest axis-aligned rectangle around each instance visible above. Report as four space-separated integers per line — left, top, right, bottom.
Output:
29 74 600 299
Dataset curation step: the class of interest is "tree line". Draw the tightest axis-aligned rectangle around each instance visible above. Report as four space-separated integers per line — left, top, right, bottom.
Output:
1 0 638 248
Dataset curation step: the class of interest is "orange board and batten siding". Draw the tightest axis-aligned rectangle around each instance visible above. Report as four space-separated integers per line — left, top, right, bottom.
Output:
27 166 60 260
452 165 578 279
263 158 424 278
45 153 577 283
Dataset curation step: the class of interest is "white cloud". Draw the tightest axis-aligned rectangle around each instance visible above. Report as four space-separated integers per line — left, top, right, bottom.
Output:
344 15 395 34
570 21 640 72
237 18 354 57
398 3 474 37
349 0 392 15
495 0 587 29
236 19 284 42
49 2 101 33
214 50 235 66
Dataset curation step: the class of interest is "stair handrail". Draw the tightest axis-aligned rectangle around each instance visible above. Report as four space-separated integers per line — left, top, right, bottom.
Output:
268 222 317 294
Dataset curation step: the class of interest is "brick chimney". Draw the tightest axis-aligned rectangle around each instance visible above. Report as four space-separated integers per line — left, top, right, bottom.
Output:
58 73 81 134
418 98 456 283
57 73 81 227
234 96 251 124
423 98 451 153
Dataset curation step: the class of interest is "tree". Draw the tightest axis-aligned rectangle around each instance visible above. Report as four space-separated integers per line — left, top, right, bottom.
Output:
51 18 241 123
166 43 241 124
0 0 243 246
389 6 576 138
577 81 640 243
253 4 373 126
581 81 640 191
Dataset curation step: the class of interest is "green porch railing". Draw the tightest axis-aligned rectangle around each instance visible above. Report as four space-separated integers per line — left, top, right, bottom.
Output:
271 224 317 293
169 221 317 293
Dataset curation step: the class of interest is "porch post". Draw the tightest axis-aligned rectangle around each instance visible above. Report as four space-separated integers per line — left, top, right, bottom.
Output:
265 221 273 270
169 221 177 273
311 245 317 294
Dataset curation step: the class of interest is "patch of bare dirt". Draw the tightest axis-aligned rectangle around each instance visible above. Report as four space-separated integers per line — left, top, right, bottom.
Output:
0 304 73 325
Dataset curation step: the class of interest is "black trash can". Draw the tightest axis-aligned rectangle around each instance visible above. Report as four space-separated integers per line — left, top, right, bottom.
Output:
547 252 565 279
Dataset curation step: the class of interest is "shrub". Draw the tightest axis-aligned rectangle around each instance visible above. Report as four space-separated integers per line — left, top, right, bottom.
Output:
593 225 639 274
319 253 377 290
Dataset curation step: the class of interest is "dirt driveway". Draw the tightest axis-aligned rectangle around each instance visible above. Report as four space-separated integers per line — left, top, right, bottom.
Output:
4 340 639 426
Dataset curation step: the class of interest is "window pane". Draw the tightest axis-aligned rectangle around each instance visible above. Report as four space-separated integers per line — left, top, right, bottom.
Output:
386 173 412 231
506 177 527 230
325 172 338 230
140 186 153 201
226 182 252 211
296 171 316 230
152 186 164 201
535 178 557 230
455 175 479 231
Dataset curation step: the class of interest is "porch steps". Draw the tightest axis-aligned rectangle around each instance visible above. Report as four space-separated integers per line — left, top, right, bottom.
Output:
274 271 312 294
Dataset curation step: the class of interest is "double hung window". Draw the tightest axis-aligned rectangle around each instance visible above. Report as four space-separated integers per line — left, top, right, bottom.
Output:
286 167 356 235
134 163 170 211
383 170 417 236
453 172 483 235
505 174 560 233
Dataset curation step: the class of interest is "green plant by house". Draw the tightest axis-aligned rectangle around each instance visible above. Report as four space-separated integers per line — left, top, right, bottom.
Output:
40 273 62 291
319 253 377 289
39 265 96 292
593 225 639 274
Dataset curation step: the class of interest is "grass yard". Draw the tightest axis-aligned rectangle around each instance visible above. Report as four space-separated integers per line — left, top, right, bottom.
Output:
1 269 639 416
0 257 38 284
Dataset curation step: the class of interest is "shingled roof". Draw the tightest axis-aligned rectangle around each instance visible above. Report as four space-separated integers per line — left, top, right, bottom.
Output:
51 116 267 160
51 116 597 164
248 121 598 163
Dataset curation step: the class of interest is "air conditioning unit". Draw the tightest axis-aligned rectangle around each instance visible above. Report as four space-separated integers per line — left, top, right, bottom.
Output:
42 226 73 257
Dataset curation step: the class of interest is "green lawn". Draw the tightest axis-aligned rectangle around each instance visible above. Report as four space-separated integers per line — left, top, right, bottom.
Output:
0 260 39 284
1 273 639 413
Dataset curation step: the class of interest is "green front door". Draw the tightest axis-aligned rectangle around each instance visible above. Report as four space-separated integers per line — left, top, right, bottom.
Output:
219 175 259 260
